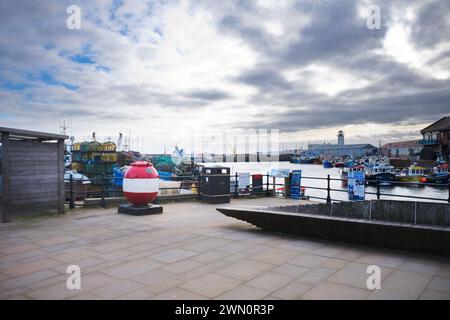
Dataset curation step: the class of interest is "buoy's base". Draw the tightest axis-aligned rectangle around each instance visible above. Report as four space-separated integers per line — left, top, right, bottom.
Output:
118 203 163 216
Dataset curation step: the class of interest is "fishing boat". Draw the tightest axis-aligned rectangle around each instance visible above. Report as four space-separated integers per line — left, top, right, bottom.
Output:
345 159 356 168
290 156 302 164
365 163 396 185
397 166 427 183
290 156 317 164
422 164 449 185
341 165 366 187
334 162 345 168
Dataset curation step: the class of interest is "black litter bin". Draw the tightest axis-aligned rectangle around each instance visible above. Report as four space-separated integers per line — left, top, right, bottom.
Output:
251 174 263 194
201 166 231 204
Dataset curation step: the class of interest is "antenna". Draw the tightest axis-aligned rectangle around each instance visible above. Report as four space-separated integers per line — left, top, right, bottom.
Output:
117 133 123 151
60 120 69 136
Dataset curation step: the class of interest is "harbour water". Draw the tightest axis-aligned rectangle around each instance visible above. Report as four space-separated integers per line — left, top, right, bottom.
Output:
211 162 449 203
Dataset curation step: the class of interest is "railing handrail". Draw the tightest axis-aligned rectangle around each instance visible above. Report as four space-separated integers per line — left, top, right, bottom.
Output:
64 170 450 208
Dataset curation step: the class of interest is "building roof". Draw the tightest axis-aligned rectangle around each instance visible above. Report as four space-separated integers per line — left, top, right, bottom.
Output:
381 140 420 149
0 127 68 141
308 143 377 150
420 116 450 133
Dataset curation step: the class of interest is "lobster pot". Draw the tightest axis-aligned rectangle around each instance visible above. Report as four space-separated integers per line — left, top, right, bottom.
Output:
72 143 81 151
101 153 117 162
72 152 82 162
80 142 90 152
89 152 102 162
88 141 102 152
71 163 83 172
102 142 116 152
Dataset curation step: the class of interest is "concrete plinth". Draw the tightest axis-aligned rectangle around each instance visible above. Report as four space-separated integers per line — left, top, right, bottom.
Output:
118 203 163 215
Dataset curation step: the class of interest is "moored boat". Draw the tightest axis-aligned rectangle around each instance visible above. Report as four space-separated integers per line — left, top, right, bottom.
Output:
421 164 449 185
365 163 396 185
345 159 356 168
334 162 345 168
323 160 333 168
291 156 317 164
397 166 427 183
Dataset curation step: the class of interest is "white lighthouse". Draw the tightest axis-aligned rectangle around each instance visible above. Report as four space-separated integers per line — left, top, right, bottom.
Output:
337 130 344 145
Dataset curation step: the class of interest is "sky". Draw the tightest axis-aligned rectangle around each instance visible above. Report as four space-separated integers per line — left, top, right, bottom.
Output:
0 0 449 153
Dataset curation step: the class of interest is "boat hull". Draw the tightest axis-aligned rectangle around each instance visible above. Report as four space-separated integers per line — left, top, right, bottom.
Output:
290 158 316 164
334 162 345 168
366 173 396 184
424 174 449 185
397 175 426 183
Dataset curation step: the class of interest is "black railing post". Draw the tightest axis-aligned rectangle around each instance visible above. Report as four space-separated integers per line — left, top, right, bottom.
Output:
198 172 202 200
326 174 331 204
448 179 450 204
376 180 381 200
234 172 239 198
69 174 75 209
266 172 270 197
100 173 106 208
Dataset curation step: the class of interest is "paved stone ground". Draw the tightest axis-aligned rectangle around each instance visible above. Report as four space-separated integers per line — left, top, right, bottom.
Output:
1 198 450 300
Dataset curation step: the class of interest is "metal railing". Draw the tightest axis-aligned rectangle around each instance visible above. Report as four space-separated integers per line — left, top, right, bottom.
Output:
300 174 450 204
65 171 450 209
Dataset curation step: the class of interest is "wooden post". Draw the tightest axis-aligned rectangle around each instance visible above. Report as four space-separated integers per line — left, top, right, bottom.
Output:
57 138 65 214
1 132 10 222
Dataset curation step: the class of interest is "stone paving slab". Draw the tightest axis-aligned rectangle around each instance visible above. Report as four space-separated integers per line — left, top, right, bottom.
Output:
0 197 449 300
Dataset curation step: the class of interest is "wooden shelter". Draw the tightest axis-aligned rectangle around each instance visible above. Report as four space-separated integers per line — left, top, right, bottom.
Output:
0 127 68 222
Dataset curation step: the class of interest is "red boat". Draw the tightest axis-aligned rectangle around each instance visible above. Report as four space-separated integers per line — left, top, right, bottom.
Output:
334 162 345 168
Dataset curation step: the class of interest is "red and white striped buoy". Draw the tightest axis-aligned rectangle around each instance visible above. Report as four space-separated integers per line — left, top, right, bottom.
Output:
123 161 159 206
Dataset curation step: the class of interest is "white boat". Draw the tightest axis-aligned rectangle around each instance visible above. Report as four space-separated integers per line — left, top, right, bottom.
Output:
365 163 396 185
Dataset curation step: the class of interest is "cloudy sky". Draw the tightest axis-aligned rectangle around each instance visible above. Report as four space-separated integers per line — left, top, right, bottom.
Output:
0 0 449 153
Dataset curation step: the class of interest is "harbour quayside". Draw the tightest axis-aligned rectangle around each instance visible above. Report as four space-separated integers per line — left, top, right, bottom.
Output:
2 0 450 305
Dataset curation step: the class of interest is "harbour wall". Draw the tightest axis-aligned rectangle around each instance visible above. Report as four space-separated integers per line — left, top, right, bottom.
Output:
268 200 450 227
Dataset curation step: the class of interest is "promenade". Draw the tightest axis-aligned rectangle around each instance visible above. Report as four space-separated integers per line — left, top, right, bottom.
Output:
1 198 449 300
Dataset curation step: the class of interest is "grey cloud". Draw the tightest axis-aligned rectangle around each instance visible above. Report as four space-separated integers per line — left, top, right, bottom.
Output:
184 89 232 101
410 0 450 49
235 68 292 91
239 88 450 133
1 0 449 138
282 0 386 67
221 0 450 133
111 84 212 108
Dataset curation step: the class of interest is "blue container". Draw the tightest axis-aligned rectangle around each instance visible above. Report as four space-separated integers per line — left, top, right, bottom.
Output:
158 171 173 181
113 167 124 186
323 160 333 168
